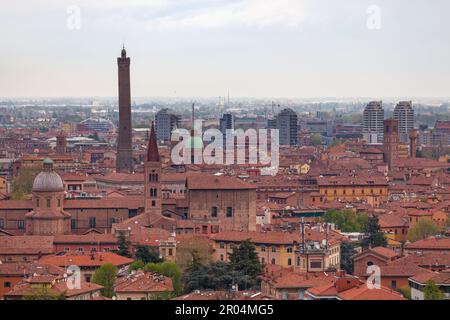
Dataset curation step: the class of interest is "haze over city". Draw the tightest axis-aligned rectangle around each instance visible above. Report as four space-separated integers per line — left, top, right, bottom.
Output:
1 0 450 98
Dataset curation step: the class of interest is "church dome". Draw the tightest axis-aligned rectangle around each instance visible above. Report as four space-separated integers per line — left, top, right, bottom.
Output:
32 159 64 192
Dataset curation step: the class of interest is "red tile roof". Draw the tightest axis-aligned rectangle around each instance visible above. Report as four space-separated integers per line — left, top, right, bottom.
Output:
115 271 173 294
38 252 134 268
406 237 450 251
187 174 256 190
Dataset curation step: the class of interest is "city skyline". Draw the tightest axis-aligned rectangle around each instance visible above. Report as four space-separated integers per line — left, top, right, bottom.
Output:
1 0 450 98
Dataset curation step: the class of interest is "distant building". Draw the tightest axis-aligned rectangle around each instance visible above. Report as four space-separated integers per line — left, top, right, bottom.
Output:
384 119 399 170
393 101 415 143
363 101 384 144
272 108 298 146
155 108 180 142
219 113 234 134
220 113 234 146
78 118 115 133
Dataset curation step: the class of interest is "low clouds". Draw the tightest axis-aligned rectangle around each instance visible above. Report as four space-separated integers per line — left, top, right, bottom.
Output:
143 0 307 30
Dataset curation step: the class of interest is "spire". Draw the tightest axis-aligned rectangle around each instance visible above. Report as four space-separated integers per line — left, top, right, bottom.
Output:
121 44 127 58
147 121 160 162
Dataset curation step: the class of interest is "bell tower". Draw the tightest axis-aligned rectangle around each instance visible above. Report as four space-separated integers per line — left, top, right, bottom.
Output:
116 45 133 173
144 122 162 214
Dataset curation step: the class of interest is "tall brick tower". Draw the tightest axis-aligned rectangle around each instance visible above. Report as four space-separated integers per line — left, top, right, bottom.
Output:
409 129 418 159
383 119 399 170
116 46 133 173
55 131 67 155
144 122 162 214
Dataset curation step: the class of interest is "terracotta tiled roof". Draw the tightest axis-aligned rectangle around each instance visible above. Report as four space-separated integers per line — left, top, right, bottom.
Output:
210 229 343 246
307 278 406 300
173 291 271 300
5 276 103 299
187 174 256 190
64 198 143 209
38 252 134 268
53 234 117 244
115 271 173 294
406 237 450 251
410 270 450 285
0 236 54 255
378 213 408 228
370 247 399 259
317 175 388 187
0 262 64 277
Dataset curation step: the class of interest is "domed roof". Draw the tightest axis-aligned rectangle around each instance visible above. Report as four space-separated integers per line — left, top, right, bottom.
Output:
32 171 64 192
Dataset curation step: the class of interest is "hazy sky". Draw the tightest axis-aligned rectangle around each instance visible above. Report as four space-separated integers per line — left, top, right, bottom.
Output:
1 0 450 98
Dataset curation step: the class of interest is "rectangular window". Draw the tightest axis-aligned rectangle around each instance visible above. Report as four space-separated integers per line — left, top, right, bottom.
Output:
89 217 96 229
18 220 25 230
226 207 233 218
46 199 51 208
211 207 218 218
310 261 322 269
0 218 4 229
391 280 397 289
71 219 77 230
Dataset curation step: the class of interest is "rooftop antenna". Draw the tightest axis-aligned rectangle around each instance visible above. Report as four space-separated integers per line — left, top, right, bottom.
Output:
192 103 195 126
301 217 305 254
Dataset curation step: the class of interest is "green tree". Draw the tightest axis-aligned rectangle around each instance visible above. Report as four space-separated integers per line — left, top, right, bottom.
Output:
116 232 132 258
310 134 322 146
176 235 212 271
361 216 387 249
182 241 263 293
135 245 163 264
407 220 440 242
145 261 183 295
11 167 41 199
183 262 234 293
323 210 368 232
424 280 444 300
397 286 411 300
129 260 145 272
340 241 356 274
229 240 263 290
92 263 118 298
